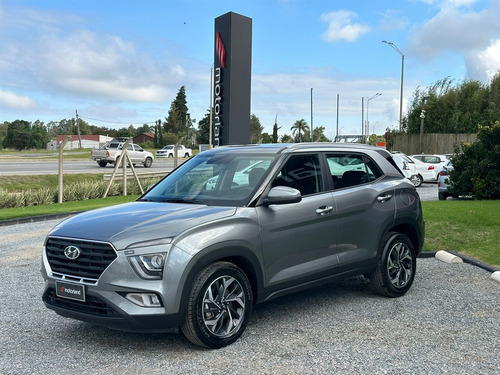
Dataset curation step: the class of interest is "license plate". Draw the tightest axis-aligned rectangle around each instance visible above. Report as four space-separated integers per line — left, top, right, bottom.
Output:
55 281 86 302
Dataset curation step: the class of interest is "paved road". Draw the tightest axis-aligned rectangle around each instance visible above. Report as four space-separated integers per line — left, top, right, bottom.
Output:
1 219 499 374
0 158 182 175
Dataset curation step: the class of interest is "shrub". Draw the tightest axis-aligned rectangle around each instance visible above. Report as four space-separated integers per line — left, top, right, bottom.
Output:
0 177 163 209
449 121 500 199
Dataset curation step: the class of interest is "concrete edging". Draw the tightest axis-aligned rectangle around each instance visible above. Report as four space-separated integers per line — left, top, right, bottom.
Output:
431 250 500 285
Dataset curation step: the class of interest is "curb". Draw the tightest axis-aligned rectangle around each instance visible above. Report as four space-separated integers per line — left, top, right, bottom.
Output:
0 212 78 227
430 250 500 284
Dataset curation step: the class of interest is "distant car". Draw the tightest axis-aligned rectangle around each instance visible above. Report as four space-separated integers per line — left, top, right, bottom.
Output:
411 154 448 173
391 153 421 187
409 156 438 183
437 160 454 200
156 145 192 158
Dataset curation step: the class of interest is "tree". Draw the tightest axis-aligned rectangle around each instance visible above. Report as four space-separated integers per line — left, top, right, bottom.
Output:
404 75 500 134
312 126 329 142
165 86 190 140
448 121 500 199
290 119 309 142
136 123 151 136
0 121 8 149
2 120 32 150
280 134 294 143
154 119 163 147
261 132 273 143
272 116 281 143
28 120 49 149
250 114 264 143
197 110 211 145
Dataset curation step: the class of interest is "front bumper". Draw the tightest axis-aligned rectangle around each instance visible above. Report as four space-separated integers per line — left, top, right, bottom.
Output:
41 238 189 333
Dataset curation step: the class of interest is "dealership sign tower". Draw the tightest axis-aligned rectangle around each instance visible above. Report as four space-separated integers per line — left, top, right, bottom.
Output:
213 12 252 146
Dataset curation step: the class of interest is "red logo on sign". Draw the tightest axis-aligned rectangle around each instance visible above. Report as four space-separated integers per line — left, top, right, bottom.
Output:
216 32 226 69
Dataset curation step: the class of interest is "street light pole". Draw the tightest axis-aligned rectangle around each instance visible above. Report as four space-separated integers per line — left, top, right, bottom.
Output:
366 93 382 144
382 40 404 131
310 88 313 142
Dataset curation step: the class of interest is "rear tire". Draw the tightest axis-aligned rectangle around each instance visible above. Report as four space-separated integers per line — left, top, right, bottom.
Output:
98 161 107 167
181 262 252 348
369 233 416 298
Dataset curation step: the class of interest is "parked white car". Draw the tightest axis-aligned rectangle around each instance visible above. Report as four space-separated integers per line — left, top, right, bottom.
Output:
156 145 192 158
391 153 420 187
408 156 439 182
411 154 449 180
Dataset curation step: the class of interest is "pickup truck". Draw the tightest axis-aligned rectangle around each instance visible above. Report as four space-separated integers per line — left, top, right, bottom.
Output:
91 141 154 168
155 144 192 158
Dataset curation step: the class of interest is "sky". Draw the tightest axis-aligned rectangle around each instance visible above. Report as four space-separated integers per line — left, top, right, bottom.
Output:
1 0 500 140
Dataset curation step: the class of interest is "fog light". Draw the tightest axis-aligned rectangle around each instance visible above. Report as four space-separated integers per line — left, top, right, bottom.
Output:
126 293 162 307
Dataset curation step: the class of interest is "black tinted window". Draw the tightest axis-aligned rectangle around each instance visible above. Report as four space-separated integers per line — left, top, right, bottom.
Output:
326 154 382 189
272 154 323 196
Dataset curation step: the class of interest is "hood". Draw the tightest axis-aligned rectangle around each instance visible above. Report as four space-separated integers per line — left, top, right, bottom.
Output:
49 202 236 250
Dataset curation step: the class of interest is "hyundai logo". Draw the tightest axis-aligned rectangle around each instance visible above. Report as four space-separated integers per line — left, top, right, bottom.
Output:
64 245 81 260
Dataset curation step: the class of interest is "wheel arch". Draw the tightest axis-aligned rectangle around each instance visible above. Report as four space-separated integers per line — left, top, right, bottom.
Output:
175 244 265 319
386 221 422 256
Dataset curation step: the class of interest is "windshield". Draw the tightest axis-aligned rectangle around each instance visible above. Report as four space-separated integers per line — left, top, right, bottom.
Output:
141 151 277 206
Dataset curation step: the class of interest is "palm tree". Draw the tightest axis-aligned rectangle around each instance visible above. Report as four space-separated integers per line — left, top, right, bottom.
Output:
290 119 309 143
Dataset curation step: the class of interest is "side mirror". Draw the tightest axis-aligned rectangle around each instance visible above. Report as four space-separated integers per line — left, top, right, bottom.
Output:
262 186 302 206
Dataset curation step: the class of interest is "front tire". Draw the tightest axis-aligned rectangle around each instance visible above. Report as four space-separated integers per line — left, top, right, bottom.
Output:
143 157 153 168
369 233 416 298
181 262 252 348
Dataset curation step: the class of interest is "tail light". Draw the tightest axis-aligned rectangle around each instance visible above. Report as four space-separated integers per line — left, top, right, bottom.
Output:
438 170 449 177
428 165 435 170
106 151 110 157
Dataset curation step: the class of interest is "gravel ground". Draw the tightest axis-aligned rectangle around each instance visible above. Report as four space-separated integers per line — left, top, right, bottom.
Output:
0 219 499 375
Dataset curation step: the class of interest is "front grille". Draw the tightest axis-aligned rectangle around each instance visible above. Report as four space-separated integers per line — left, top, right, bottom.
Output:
43 288 120 317
45 237 117 281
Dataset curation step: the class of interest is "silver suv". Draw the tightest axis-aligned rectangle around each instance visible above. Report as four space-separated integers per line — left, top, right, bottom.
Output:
41 143 424 348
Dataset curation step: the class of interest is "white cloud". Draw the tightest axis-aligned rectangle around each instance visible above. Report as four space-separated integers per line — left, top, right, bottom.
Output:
321 10 370 42
409 7 498 58
0 88 37 109
408 2 500 81
465 39 500 82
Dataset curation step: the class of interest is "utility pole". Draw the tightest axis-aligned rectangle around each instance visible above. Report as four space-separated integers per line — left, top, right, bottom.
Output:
310 88 313 142
336 94 339 142
75 110 82 149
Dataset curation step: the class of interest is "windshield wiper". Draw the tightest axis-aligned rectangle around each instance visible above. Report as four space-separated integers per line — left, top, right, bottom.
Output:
160 198 203 204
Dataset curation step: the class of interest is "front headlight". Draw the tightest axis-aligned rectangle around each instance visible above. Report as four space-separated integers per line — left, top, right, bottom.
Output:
125 238 172 280
128 253 166 280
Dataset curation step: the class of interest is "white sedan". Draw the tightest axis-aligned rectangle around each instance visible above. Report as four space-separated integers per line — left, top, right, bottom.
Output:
409 156 439 182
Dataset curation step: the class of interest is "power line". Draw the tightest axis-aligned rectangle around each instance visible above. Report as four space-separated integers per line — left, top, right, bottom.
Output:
79 115 157 126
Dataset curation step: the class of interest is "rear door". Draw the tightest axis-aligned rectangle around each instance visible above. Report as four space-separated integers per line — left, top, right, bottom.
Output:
327 152 396 268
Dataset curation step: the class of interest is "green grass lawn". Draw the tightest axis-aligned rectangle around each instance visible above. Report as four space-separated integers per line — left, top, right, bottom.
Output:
422 200 500 268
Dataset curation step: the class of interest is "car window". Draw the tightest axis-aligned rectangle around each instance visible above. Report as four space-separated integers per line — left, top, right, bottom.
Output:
425 156 440 163
272 154 323 196
143 153 276 206
326 154 382 189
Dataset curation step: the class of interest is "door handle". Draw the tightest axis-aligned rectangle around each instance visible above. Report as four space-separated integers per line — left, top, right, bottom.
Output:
377 194 393 203
316 206 334 215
